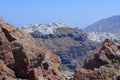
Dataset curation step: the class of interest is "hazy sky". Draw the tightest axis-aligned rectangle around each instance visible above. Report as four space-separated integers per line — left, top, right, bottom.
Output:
1 0 120 28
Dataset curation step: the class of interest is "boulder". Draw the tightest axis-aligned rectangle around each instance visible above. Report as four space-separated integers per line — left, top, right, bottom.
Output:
74 67 92 80
0 20 64 80
74 39 120 80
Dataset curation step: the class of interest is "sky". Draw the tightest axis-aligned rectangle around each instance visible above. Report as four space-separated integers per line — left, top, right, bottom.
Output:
1 0 120 29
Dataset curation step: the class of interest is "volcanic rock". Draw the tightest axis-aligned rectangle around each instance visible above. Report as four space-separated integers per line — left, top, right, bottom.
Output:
0 60 16 80
74 67 93 80
0 20 64 80
74 39 120 80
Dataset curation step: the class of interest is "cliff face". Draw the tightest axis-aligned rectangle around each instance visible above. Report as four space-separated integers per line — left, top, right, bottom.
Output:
22 25 96 71
33 27 96 71
74 39 120 80
0 20 64 80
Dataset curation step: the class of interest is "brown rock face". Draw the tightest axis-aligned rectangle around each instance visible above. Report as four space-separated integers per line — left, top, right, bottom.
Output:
74 67 93 80
74 39 120 80
0 60 16 80
0 20 64 80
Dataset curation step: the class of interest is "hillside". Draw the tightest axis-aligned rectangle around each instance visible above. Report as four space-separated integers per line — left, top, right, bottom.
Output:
84 15 120 42
84 15 120 33
21 23 96 71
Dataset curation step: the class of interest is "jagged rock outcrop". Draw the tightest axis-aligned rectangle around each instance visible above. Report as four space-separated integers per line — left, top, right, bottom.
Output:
0 20 64 80
74 39 120 80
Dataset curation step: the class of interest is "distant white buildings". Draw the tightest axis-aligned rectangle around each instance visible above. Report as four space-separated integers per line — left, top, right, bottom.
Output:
21 23 70 35
87 31 120 42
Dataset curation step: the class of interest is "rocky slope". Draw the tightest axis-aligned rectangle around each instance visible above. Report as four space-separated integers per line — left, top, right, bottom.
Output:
84 15 120 42
84 15 120 33
0 19 65 80
74 39 120 80
21 23 96 71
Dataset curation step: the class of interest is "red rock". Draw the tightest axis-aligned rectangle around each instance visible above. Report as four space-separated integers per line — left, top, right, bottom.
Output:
29 68 44 80
84 39 120 70
0 60 16 80
0 26 15 69
74 67 92 80
0 19 64 80
74 39 120 80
